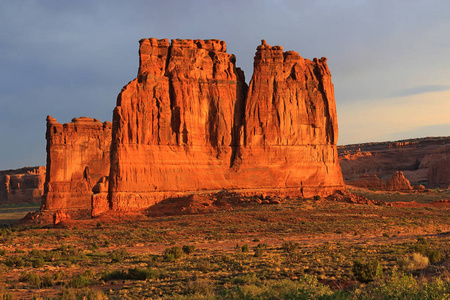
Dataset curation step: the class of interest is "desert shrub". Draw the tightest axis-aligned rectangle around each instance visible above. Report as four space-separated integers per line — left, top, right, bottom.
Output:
313 195 321 201
426 249 444 264
182 245 196 255
222 276 339 299
232 272 260 285
186 278 215 296
108 247 128 263
241 244 249 253
397 252 429 272
127 267 159 280
69 274 91 288
254 243 268 257
0 228 12 237
19 272 52 289
75 287 107 300
101 267 159 281
416 235 426 244
30 249 60 262
60 288 76 300
0 285 13 300
282 241 299 253
164 246 184 261
5 256 25 268
32 257 45 268
0 249 6 256
352 259 383 283
101 269 127 281
40 274 53 288
57 244 80 256
410 237 444 264
19 272 41 288
361 272 450 299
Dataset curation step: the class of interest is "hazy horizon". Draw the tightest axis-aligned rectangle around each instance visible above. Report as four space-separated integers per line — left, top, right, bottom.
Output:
1 0 450 170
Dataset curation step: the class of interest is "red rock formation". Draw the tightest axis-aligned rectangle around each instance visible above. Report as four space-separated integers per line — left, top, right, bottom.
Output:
0 167 45 205
339 136 450 188
348 175 386 190
109 38 247 209
236 41 342 196
427 146 450 189
347 172 413 192
42 116 112 213
386 171 412 191
53 210 71 225
108 39 344 210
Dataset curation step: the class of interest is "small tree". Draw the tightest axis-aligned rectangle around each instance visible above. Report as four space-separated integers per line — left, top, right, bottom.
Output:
352 259 383 283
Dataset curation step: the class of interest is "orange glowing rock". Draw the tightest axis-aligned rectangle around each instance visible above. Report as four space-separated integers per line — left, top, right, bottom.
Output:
41 39 345 216
42 116 112 213
108 39 344 210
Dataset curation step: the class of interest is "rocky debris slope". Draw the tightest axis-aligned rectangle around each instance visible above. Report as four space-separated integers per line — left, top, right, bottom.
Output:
0 167 45 205
108 39 344 210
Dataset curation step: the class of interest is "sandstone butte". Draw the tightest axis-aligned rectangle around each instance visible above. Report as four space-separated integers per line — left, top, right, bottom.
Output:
347 171 417 192
41 38 345 217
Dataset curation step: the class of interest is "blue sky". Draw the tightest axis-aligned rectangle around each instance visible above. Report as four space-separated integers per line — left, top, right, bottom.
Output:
1 0 450 169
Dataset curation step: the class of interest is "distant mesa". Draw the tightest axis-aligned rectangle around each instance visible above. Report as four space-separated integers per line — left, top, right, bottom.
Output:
0 167 45 206
339 136 450 190
29 38 348 217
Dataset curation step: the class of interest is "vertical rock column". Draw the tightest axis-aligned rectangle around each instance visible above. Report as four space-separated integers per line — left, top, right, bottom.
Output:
234 40 343 196
42 116 112 213
108 39 247 210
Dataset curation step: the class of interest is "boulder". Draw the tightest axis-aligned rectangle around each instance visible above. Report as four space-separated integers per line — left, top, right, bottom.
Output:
53 210 71 225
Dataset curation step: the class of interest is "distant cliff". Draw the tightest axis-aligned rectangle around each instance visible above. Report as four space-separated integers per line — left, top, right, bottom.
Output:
338 136 450 188
0 166 45 205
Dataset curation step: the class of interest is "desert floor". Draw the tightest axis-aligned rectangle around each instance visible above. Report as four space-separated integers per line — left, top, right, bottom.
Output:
0 188 449 299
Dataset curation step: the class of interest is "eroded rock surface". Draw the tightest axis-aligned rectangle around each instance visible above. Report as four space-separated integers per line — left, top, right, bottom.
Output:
42 116 112 212
108 39 344 210
339 137 450 188
0 167 45 205
427 146 450 189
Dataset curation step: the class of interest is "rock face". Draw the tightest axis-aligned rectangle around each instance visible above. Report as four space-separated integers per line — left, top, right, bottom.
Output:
386 171 413 191
427 146 450 189
348 171 413 191
42 116 112 212
0 167 45 205
108 39 344 210
339 137 450 188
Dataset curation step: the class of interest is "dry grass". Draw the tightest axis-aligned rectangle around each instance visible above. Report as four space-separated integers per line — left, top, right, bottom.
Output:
0 190 449 299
